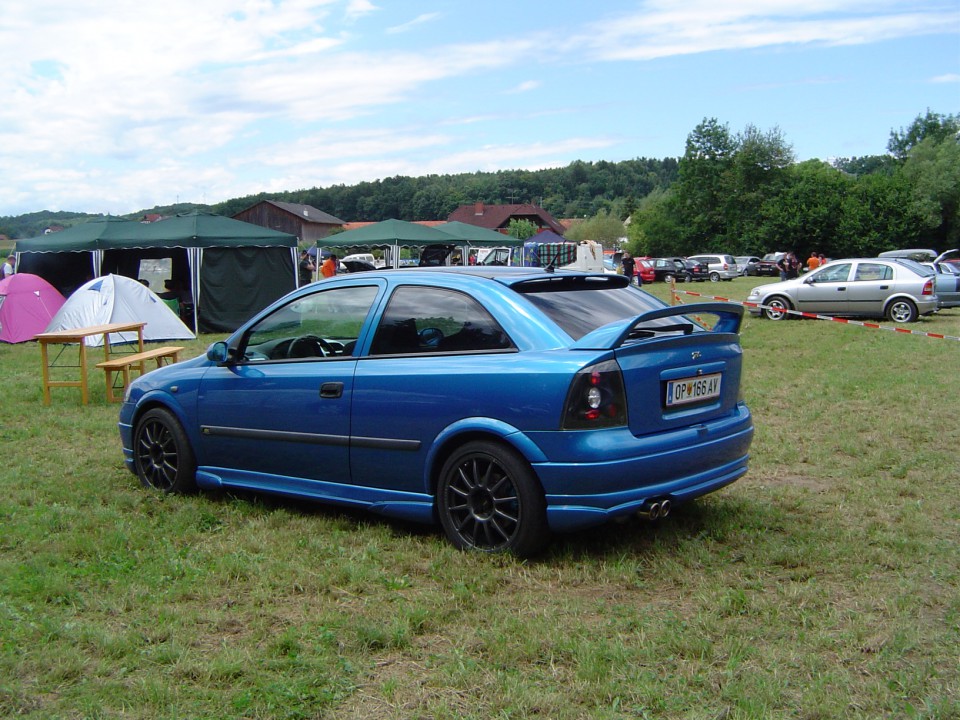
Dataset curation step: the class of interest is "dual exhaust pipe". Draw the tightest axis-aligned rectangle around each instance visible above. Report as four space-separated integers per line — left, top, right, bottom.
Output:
637 498 671 521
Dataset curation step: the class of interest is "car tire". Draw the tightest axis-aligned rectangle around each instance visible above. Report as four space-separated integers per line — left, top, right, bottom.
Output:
709 272 720 282
886 298 918 323
437 440 548 557
133 408 197 493
763 296 791 320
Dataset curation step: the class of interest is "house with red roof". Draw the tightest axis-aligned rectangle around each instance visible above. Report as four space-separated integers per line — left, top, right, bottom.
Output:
446 203 566 236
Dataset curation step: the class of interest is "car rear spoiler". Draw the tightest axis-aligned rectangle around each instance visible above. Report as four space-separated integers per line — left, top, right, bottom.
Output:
570 302 744 350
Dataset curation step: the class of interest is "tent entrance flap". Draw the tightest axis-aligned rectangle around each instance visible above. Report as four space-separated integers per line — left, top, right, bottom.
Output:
198 246 295 333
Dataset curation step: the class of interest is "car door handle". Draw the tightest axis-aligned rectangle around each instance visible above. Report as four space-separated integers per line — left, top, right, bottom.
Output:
836 287 846 292
319 382 343 399
879 285 889 289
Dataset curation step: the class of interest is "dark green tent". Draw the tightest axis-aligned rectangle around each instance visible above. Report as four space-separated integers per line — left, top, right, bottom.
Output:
16 211 298 333
15 217 145 300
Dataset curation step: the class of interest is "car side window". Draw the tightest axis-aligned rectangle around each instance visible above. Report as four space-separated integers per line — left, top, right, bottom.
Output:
240 285 379 361
370 286 514 355
810 264 852 283
854 263 892 282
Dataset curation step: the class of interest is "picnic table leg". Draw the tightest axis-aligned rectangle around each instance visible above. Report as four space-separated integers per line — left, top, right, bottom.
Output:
40 341 51 406
79 342 89 405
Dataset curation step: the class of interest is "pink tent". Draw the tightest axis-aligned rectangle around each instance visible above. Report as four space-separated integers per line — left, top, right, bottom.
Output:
0 273 67 343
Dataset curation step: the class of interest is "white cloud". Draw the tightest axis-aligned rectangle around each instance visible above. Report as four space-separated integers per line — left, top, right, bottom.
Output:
929 73 960 84
574 2 960 60
387 13 441 34
505 81 541 94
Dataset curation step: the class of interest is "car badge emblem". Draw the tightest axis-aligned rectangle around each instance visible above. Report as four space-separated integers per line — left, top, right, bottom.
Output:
691 351 701 359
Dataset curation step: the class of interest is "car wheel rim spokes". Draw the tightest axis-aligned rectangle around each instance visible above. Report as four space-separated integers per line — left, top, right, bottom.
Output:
891 303 910 322
137 419 178 490
447 457 519 550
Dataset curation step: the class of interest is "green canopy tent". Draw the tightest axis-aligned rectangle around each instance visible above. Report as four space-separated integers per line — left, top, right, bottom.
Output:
316 219 455 268
17 211 298 333
434 221 522 246
317 219 523 268
102 211 299 333
15 217 145 296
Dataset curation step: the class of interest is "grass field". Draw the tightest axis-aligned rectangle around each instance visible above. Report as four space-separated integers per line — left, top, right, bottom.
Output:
1 277 958 719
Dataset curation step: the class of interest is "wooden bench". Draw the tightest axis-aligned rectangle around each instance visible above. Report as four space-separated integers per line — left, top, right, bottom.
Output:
96 346 185 402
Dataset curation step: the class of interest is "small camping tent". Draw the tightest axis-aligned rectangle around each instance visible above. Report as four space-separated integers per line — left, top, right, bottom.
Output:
44 274 196 347
0 274 66 343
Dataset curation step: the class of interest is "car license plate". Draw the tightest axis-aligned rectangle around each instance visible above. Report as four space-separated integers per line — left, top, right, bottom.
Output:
665 373 722 407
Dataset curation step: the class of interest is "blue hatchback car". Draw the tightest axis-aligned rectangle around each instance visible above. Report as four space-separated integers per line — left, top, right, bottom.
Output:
119 267 753 556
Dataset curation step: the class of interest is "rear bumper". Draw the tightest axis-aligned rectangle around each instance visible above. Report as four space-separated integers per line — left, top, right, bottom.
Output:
527 403 754 533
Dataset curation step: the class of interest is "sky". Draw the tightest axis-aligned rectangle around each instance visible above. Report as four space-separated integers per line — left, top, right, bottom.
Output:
1 0 958 218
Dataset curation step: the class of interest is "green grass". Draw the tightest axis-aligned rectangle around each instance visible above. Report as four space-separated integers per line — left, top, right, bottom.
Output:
1 277 958 719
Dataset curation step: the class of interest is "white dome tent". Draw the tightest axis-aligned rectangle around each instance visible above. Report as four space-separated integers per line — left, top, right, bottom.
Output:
45 274 195 347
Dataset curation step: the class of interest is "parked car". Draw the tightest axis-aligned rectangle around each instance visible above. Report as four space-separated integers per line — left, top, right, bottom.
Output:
119 267 754 556
749 252 786 277
747 258 938 323
649 257 708 282
687 254 738 282
735 256 761 276
635 258 656 284
921 260 960 308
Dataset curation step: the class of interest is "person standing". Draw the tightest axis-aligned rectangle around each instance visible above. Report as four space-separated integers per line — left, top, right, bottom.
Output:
807 251 820 272
298 249 316 286
321 253 338 279
621 252 636 285
2 253 15 279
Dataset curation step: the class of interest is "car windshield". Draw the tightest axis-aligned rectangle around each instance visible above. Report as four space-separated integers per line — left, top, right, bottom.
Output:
512 276 679 340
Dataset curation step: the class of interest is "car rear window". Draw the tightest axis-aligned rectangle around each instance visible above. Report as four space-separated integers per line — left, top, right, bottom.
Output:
511 275 673 340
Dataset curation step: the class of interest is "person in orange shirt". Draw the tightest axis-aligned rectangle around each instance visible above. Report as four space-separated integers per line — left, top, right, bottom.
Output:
321 254 338 278
807 252 821 272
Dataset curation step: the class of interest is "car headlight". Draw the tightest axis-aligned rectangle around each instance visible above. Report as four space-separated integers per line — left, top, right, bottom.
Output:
747 289 759 298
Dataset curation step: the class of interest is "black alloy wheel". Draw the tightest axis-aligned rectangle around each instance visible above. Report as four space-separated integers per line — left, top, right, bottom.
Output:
437 441 548 557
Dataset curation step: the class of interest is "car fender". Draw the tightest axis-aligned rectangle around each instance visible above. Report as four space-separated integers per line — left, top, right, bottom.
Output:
881 293 924 313
125 387 203 453
423 416 549 492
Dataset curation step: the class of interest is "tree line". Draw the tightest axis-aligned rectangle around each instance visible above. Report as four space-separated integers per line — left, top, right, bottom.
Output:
628 110 959 260
3 110 956 263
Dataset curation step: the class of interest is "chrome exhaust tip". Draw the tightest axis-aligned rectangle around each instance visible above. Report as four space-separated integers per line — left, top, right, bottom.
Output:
637 501 661 520
659 499 671 518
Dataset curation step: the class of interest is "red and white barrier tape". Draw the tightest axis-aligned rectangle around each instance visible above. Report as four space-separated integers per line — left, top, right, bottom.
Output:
672 288 960 342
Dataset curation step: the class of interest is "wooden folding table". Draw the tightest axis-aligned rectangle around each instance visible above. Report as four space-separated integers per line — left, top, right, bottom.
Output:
36 322 146 405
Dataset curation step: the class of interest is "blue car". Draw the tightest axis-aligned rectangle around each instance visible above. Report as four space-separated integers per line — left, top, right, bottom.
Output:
119 267 753 556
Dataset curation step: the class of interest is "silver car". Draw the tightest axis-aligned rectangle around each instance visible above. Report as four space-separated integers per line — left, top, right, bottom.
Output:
688 254 739 282
922 260 960 308
747 258 938 323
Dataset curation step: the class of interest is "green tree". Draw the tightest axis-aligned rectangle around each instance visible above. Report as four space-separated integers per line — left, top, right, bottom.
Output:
506 219 540 240
888 110 960 160
564 209 625 246
901 135 960 247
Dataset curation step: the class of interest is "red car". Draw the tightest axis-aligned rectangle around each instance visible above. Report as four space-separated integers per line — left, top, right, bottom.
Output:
635 258 655 284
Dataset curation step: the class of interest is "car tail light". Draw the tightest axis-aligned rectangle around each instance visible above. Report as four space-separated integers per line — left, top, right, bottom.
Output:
562 360 627 429
922 278 934 296
722 262 729 270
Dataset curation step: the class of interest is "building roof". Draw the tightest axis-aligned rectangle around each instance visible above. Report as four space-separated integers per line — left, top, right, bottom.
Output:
447 203 566 235
263 200 344 225
341 220 445 232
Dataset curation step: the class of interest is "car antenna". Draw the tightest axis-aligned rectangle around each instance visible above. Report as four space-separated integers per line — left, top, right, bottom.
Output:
542 246 563 273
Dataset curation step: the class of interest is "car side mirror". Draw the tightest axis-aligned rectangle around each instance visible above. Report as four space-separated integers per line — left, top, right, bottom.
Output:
206 341 230 363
